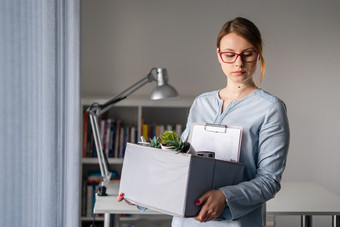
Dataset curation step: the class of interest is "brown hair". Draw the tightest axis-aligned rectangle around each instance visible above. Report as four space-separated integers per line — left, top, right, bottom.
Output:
217 17 266 84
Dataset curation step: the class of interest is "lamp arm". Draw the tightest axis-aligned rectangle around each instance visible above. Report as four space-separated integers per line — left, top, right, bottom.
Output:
88 111 111 182
85 67 158 187
99 68 157 114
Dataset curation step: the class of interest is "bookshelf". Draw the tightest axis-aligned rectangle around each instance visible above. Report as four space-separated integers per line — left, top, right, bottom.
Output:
80 96 193 227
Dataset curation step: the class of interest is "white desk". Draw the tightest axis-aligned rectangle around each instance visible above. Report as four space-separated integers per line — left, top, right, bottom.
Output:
267 182 340 227
94 182 340 227
94 181 159 215
94 181 166 227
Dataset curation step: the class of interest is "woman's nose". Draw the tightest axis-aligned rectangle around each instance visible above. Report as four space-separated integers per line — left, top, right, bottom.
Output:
234 55 244 67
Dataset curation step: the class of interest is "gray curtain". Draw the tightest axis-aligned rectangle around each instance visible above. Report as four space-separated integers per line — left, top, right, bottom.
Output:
0 0 81 226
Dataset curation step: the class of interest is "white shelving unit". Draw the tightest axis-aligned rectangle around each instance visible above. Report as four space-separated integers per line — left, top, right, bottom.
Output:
81 158 124 165
80 96 193 227
82 96 193 139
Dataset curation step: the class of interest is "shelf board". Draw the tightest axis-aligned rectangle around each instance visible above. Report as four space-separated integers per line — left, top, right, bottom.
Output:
82 157 124 164
81 216 104 221
82 96 194 107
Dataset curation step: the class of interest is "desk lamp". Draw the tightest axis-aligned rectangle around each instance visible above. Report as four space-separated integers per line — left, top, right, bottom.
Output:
87 67 178 195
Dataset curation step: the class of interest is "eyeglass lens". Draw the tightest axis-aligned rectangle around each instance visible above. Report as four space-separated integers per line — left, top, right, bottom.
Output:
220 50 257 63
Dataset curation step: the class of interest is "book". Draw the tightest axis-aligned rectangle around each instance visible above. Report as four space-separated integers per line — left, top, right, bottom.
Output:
86 120 93 158
123 127 129 157
108 121 116 157
86 184 94 217
119 127 124 158
82 112 89 157
114 121 121 158
176 123 182 135
142 123 148 141
130 126 136 144
166 124 173 132
159 125 165 136
81 181 87 216
100 119 105 149
87 172 102 184
148 124 154 141
105 119 111 157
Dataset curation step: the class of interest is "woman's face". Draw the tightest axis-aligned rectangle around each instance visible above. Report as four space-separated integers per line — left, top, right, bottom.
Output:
217 32 258 86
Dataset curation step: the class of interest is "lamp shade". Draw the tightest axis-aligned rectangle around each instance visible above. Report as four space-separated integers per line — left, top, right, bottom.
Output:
149 68 178 100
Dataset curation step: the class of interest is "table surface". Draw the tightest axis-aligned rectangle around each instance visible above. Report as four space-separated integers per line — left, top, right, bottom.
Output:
266 182 340 215
94 181 161 215
94 181 340 216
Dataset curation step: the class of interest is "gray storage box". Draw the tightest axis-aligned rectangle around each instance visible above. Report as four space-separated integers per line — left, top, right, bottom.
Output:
119 143 244 217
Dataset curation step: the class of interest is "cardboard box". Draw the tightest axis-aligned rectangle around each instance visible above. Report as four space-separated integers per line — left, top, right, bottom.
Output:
119 143 244 217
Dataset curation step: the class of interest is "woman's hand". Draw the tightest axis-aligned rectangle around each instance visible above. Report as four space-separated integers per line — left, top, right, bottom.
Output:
194 189 227 223
116 193 135 205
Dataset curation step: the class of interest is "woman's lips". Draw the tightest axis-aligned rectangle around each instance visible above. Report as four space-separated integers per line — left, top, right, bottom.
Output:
232 71 245 76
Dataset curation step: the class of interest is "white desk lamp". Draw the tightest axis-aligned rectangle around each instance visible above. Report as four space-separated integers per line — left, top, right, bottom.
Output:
86 67 178 195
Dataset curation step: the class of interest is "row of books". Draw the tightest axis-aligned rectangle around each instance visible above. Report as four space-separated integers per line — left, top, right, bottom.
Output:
82 112 184 158
82 112 138 158
141 122 183 142
81 172 120 217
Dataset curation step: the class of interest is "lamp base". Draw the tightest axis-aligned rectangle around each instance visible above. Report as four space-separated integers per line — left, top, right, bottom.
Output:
96 183 108 196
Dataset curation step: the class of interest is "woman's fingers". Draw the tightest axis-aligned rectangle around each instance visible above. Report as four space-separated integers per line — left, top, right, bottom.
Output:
194 190 227 223
125 200 136 205
116 193 136 205
117 193 124 202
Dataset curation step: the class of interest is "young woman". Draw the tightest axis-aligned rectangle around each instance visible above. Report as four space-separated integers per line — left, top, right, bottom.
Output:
119 17 290 227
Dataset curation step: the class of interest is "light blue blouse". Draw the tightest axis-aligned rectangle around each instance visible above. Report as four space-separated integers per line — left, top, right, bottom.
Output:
173 89 290 227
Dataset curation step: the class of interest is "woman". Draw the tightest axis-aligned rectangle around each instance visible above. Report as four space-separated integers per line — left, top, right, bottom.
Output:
119 17 290 227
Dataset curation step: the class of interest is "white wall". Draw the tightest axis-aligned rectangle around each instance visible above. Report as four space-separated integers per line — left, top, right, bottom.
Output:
82 0 340 226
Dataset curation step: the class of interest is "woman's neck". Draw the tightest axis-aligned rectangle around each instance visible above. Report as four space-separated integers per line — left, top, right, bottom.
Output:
219 81 258 101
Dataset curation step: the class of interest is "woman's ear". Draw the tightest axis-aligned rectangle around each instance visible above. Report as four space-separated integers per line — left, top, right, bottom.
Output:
217 48 223 64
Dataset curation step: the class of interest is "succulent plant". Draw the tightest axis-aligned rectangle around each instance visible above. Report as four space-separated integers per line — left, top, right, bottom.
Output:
148 131 190 153
159 131 189 152
149 136 161 148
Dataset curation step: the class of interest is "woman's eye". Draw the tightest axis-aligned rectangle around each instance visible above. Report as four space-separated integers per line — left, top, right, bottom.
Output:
225 53 235 57
243 51 253 57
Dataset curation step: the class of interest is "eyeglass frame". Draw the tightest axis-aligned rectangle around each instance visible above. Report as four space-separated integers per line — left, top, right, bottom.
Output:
218 50 259 64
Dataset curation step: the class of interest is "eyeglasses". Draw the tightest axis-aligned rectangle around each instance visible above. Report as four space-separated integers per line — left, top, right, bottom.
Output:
219 50 258 64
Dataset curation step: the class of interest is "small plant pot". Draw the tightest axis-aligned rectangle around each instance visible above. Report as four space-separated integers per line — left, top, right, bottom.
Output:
160 143 197 155
160 145 175 150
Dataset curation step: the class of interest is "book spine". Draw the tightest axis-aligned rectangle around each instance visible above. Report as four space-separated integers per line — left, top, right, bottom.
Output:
86 185 93 217
108 121 115 157
119 127 124 158
142 123 148 141
81 181 87 216
166 124 173 132
176 123 182 135
82 112 89 157
130 126 136 144
105 119 111 157
159 124 165 136
114 121 121 158
86 115 93 158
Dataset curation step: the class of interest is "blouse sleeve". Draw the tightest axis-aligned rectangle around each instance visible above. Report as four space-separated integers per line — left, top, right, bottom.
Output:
219 100 290 220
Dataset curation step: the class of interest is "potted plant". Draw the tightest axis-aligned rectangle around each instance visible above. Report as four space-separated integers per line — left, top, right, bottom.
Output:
149 131 195 154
